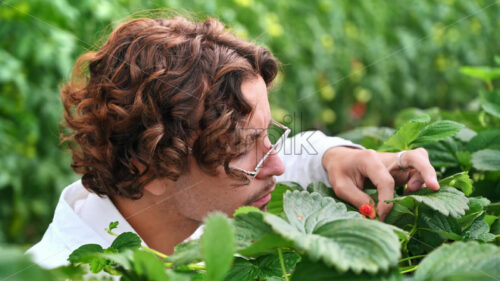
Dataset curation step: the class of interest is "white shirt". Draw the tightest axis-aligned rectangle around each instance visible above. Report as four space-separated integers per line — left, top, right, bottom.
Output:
27 131 361 268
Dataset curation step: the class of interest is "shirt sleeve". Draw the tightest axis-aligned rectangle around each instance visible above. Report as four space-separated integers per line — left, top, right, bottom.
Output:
276 131 363 188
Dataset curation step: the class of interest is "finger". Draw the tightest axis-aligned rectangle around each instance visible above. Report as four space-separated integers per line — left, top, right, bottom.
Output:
359 151 395 221
390 169 411 186
332 178 375 214
404 171 425 194
401 148 440 191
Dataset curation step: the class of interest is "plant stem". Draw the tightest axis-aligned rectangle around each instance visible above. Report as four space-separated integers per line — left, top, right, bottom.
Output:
400 265 419 274
164 262 205 271
495 234 500 238
402 203 419 266
277 248 289 281
399 254 426 263
142 245 167 259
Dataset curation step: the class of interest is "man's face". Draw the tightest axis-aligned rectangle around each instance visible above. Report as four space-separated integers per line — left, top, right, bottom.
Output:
170 75 286 221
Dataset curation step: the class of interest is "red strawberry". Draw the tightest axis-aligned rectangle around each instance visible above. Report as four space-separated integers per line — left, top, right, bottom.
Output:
359 203 376 219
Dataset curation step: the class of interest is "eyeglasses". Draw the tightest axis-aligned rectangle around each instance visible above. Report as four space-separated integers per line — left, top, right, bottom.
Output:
230 120 290 179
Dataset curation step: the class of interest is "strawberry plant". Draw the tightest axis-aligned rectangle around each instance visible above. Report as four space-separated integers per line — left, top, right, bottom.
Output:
68 59 500 279
42 179 499 280
4 59 500 280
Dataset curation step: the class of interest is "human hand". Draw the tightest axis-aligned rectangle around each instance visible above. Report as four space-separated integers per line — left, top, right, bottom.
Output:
321 147 440 221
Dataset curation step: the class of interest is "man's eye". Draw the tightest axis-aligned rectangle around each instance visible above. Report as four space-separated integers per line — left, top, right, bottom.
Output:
238 151 249 158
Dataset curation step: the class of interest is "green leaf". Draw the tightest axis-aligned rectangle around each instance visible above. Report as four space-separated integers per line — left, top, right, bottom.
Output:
1 246 60 281
491 218 500 245
422 140 460 168
267 183 293 215
384 199 415 226
234 211 292 257
413 241 500 281
89 257 107 274
306 182 358 211
306 181 335 198
238 233 293 257
111 232 142 252
167 240 202 267
458 197 491 229
256 251 301 278
455 127 477 142
471 149 500 171
233 206 264 216
460 66 500 82
262 192 401 274
394 108 439 128
277 181 304 191
387 186 469 218
383 116 430 151
418 207 462 241
438 172 473 196
100 251 133 270
410 120 464 147
223 258 260 281
68 244 104 264
165 270 194 281
282 191 360 234
202 212 236 281
291 258 402 281
463 214 495 242
456 151 472 169
466 129 500 152
132 250 168 281
107 221 119 232
480 90 500 118
67 244 111 274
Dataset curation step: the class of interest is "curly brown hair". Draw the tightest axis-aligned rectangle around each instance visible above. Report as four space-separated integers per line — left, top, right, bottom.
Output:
60 16 279 199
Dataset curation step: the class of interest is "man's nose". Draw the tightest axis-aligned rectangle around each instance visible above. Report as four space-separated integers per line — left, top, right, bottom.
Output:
256 150 285 179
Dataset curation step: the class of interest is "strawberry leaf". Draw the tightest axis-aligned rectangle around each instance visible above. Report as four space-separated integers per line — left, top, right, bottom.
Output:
267 183 294 215
471 149 500 171
68 244 104 264
466 128 500 152
223 258 260 281
234 211 292 257
410 120 464 147
166 240 202 267
131 251 168 281
256 251 301 278
480 90 500 118
282 191 361 234
202 212 236 281
111 232 141 252
438 172 473 196
291 258 402 281
413 241 500 281
387 186 469 218
262 191 402 274
382 116 430 151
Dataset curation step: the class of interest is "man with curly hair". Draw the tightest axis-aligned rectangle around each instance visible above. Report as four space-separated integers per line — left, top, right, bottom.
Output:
28 16 439 268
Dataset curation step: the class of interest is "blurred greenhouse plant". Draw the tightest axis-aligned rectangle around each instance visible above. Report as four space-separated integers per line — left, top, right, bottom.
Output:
0 0 499 245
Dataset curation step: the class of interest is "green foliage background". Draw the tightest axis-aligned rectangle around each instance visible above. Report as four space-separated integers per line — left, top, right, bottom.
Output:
0 0 499 246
